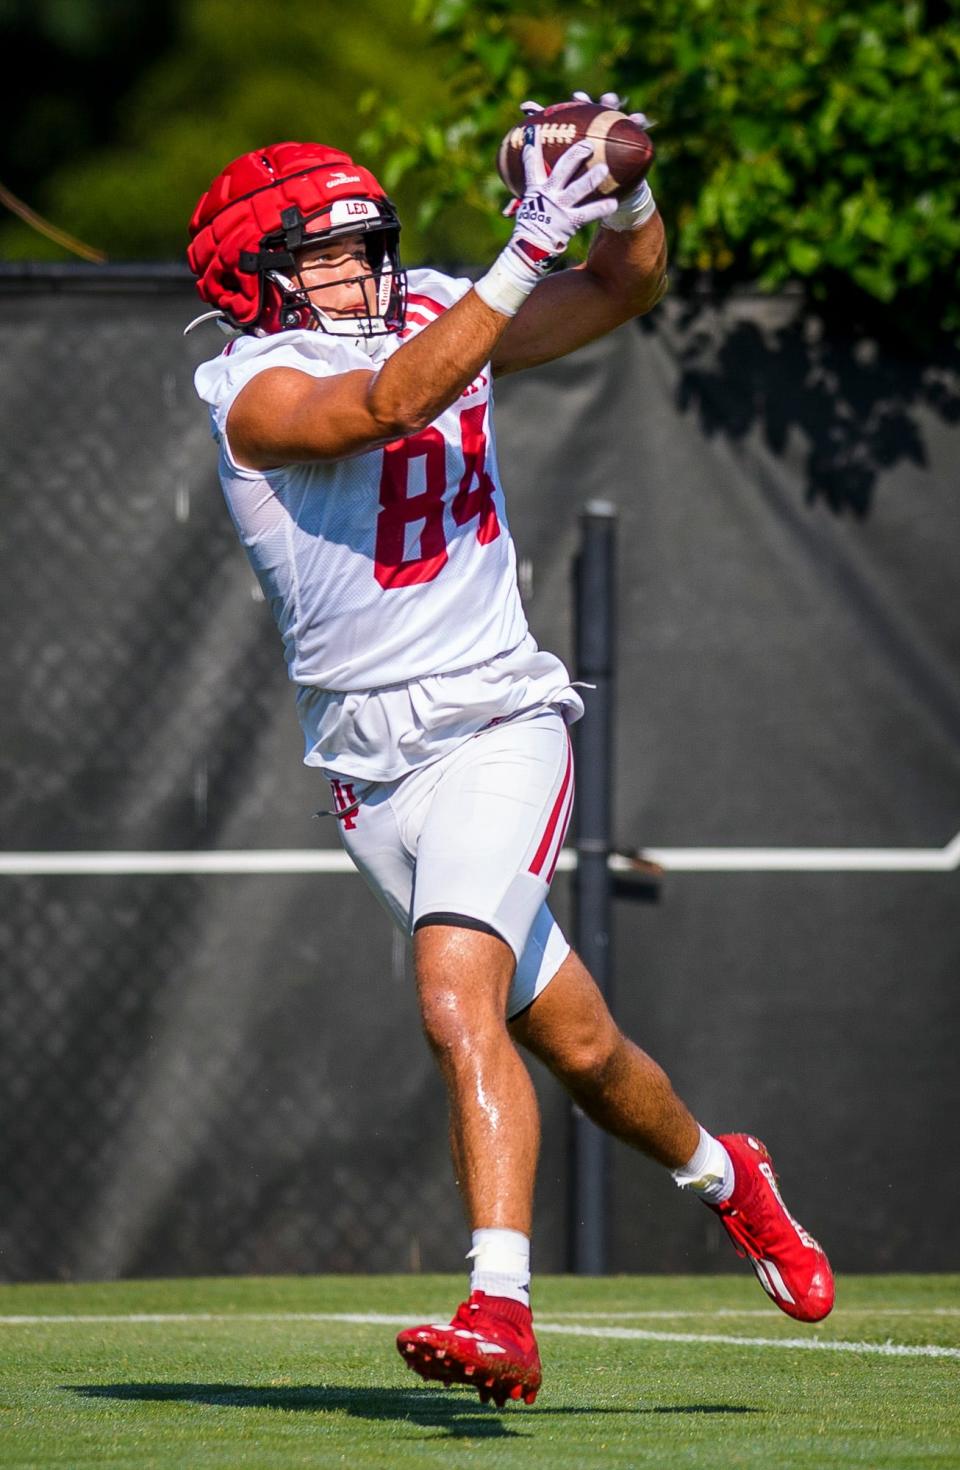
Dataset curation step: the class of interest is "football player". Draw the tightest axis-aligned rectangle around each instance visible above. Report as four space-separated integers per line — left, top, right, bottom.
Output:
187 105 833 1407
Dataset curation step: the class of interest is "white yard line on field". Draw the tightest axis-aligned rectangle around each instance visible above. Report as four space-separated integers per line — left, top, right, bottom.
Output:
539 1308 960 1319
0 1311 958 1359
535 1323 960 1360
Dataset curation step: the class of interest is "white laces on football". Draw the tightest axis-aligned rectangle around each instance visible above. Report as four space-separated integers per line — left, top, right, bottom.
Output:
515 89 659 237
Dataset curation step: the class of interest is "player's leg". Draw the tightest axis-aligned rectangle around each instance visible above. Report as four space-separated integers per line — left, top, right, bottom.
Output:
408 710 572 1230
326 750 545 1403
396 710 574 1404
509 947 834 1322
508 947 700 1166
401 919 543 1404
413 922 538 1236
327 742 550 1247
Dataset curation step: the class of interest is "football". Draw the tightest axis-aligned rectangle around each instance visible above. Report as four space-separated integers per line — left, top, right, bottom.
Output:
497 101 654 203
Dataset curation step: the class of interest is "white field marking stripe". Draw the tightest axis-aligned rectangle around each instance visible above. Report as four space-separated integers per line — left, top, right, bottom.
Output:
536 1323 960 1359
1 1312 958 1359
0 1313 415 1327
1 831 958 876
2 1308 957 1324
540 1308 960 1319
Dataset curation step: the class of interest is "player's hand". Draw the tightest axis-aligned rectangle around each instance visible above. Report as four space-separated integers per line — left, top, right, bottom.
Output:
521 90 653 131
509 125 616 263
476 121 616 317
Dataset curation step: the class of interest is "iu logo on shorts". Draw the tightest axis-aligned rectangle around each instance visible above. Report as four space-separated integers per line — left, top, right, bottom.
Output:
330 779 359 830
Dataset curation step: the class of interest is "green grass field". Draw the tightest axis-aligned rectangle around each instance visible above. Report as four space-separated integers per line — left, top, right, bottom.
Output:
1 1274 958 1468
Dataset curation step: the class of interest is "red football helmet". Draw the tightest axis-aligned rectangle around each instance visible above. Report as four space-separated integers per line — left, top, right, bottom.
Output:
187 141 406 336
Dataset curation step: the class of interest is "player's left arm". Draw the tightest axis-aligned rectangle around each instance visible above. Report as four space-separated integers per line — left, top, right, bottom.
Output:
490 206 667 378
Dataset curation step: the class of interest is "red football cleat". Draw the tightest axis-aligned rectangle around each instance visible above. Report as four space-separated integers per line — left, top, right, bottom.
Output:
397 1291 541 1407
709 1133 835 1322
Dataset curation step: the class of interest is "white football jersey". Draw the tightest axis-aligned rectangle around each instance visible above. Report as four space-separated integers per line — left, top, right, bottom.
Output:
194 268 528 693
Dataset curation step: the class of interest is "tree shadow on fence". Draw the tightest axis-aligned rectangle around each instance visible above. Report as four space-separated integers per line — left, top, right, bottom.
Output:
647 293 960 519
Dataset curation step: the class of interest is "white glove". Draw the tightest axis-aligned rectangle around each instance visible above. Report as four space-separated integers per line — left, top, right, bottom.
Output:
570 90 652 131
476 127 617 317
521 90 651 131
521 91 658 235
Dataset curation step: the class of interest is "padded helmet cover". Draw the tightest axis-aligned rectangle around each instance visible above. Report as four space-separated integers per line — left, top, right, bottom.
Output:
187 142 399 330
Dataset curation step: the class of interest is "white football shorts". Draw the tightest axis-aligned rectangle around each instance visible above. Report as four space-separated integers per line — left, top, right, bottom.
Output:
328 707 575 1018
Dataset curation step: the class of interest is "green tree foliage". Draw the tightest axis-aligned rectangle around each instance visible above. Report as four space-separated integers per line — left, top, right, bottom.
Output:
0 0 455 263
1 0 178 204
3 0 958 340
362 0 960 336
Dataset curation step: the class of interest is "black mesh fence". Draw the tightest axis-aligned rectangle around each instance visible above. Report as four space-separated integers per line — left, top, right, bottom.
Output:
2 272 958 1282
2 873 468 1279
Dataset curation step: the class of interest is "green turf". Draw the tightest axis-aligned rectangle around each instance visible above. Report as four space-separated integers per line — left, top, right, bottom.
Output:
0 1275 958 1468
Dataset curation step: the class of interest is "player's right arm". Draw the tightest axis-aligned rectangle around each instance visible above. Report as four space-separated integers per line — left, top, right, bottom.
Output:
227 133 615 471
227 289 511 470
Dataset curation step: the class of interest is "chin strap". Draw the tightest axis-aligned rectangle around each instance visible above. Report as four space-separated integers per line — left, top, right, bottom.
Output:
182 309 240 337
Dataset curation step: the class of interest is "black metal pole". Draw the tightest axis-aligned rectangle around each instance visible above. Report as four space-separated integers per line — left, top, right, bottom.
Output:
570 499 616 1274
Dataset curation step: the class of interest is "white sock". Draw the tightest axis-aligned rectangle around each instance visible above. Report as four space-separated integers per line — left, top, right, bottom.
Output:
671 1127 734 1204
468 1228 531 1307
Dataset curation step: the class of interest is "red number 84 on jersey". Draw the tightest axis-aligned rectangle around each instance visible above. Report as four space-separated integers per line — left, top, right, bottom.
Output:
373 401 501 589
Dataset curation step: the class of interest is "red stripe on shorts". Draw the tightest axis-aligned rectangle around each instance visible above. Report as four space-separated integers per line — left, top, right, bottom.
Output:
529 737 573 879
545 774 575 883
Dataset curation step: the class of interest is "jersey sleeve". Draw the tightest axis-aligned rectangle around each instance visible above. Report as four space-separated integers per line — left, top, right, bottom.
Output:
404 267 475 309
191 270 476 474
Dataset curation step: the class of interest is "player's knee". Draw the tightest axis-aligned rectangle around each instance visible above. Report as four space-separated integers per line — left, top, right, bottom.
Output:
419 995 468 1060
414 921 516 1058
418 983 504 1060
552 1019 623 1095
